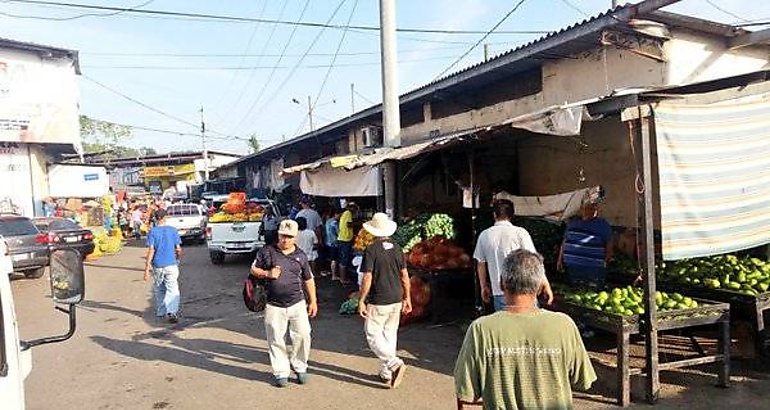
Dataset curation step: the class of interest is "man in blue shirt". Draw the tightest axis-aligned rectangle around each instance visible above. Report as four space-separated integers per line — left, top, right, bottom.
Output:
558 191 613 288
144 209 183 323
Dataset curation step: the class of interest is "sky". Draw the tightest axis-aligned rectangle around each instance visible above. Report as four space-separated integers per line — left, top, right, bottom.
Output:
1 0 768 155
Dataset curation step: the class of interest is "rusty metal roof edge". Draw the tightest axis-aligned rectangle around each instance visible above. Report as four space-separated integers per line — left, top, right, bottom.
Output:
0 37 81 74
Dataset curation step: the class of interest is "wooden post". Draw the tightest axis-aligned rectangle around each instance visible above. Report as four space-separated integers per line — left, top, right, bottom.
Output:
618 329 631 406
638 113 660 403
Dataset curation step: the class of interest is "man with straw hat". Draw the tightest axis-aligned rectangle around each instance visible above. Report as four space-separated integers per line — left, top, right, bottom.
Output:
357 212 412 388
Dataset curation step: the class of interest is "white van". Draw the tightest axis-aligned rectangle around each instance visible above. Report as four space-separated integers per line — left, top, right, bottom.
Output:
0 237 85 409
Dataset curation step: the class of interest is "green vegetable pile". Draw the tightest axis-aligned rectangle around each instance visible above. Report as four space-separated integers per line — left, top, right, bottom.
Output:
512 217 564 264
658 254 770 296
393 213 456 252
339 297 359 315
562 286 698 316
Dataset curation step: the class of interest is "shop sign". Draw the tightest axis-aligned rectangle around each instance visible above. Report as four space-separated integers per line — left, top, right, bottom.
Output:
143 163 196 178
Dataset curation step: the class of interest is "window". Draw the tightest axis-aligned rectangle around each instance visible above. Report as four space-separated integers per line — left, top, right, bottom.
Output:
0 219 39 237
167 205 200 217
49 219 80 231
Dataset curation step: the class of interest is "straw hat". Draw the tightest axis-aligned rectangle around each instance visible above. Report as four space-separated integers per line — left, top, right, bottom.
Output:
363 213 398 237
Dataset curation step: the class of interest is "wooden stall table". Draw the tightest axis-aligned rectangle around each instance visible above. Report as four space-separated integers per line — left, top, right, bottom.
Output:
409 267 475 324
552 298 731 406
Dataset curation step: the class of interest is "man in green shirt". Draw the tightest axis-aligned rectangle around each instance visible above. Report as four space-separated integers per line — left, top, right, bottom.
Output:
454 250 596 409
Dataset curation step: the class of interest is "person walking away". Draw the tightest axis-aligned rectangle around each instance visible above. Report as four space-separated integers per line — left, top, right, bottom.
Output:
296 197 324 249
473 199 553 311
324 209 341 281
557 189 613 288
43 197 56 217
131 206 144 239
143 209 183 323
260 206 280 246
295 217 320 276
337 202 359 284
357 213 412 388
454 250 596 409
250 219 318 387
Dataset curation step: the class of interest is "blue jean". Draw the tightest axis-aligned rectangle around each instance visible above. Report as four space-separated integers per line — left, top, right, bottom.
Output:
152 265 180 316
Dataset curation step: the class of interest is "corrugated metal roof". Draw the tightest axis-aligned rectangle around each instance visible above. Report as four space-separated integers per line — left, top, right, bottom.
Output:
227 2 758 169
0 37 81 74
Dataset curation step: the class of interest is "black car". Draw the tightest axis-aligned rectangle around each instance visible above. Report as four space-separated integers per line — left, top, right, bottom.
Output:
0 214 50 278
33 217 95 258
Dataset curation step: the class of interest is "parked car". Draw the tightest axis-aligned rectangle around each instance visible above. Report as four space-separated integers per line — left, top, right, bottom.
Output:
0 214 50 278
33 217 95 257
164 203 207 244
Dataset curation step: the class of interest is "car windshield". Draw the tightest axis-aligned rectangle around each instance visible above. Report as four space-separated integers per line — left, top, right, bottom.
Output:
167 205 200 216
50 219 81 231
0 218 39 236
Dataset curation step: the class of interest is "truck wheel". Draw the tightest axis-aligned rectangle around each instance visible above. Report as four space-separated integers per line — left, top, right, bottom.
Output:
24 267 46 279
210 251 225 265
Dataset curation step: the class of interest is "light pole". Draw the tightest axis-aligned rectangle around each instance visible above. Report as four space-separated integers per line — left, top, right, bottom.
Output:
292 97 336 133
380 0 400 217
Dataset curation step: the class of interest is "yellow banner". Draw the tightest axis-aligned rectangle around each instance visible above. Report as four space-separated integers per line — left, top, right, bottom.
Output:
143 163 196 178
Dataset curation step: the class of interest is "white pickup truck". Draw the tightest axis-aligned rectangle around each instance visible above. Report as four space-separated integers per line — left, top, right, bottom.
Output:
205 199 280 265
1 237 85 409
164 203 207 244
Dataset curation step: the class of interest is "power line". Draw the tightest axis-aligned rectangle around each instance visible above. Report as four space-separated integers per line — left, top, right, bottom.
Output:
81 55 460 70
353 89 377 105
227 0 313 135
704 0 749 23
0 0 155 20
310 0 358 112
3 0 552 35
82 75 231 137
432 0 530 82
557 0 589 18
80 45 472 58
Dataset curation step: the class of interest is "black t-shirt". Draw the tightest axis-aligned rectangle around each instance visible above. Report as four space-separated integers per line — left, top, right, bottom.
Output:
362 238 406 305
252 245 313 308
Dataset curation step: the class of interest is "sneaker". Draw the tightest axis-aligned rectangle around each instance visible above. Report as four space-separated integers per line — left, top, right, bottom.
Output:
167 313 179 324
389 362 407 389
296 372 309 385
378 374 392 384
274 377 289 388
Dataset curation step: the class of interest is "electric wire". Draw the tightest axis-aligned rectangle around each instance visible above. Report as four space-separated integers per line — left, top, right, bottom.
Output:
557 0 589 17
704 0 749 23
227 0 312 135
432 0 530 82
0 0 154 20
3 0 552 35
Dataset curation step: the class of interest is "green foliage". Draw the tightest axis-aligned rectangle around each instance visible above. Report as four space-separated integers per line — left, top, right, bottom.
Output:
247 134 260 154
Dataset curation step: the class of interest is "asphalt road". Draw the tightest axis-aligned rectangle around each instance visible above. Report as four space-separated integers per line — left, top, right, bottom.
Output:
10 241 770 409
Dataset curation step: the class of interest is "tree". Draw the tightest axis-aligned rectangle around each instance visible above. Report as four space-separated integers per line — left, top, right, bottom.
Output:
247 134 260 154
80 115 134 155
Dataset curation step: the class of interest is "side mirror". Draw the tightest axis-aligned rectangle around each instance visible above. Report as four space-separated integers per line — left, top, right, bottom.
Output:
49 249 85 305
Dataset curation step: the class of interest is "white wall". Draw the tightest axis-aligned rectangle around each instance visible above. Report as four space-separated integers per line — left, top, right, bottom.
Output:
48 164 109 198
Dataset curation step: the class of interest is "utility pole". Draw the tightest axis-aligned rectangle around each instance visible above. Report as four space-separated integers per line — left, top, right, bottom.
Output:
307 95 314 133
200 105 209 182
483 43 490 62
380 0 400 217
350 83 356 114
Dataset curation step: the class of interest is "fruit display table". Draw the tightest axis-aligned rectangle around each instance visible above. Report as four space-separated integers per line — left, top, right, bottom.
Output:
657 282 770 361
552 297 731 406
408 267 474 324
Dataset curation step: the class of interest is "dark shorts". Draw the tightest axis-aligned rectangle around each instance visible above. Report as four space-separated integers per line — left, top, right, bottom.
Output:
567 265 606 288
338 241 352 268
323 244 339 262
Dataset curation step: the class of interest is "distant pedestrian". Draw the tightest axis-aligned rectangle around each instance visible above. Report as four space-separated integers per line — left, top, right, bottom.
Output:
260 206 280 246
250 219 318 388
143 209 183 323
337 202 359 284
295 216 319 275
324 208 341 280
131 206 144 239
357 213 412 388
43 197 56 217
454 250 596 409
473 199 553 311
296 197 324 247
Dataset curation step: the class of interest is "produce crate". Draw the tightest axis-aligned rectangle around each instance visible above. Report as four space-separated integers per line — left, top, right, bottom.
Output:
408 267 475 324
658 280 770 360
552 297 730 407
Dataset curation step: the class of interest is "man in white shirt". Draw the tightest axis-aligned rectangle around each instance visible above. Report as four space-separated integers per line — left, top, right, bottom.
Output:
295 198 324 246
473 199 553 311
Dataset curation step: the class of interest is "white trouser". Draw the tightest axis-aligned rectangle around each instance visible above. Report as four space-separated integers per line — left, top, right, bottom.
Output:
365 302 403 377
264 301 312 378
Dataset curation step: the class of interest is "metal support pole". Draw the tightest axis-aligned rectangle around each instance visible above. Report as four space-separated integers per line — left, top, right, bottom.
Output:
351 83 356 114
200 106 209 182
483 43 490 62
379 0 400 217
639 112 659 404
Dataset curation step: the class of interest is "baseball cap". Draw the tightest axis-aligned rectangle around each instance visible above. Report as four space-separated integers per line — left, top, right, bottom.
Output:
278 219 298 237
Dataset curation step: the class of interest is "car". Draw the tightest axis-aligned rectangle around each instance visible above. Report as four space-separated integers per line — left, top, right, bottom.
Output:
164 203 207 244
33 217 95 258
0 214 50 278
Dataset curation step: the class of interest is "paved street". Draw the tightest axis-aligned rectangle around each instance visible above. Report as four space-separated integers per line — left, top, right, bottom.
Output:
10 243 770 410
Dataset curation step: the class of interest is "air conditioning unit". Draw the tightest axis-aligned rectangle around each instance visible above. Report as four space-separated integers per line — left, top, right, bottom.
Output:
362 126 382 148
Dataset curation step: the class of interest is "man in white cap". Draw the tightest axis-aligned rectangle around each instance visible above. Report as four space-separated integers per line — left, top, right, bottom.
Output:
357 212 412 388
250 219 318 388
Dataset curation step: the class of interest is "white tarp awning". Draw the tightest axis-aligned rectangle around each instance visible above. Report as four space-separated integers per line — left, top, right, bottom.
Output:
300 165 381 197
504 105 586 137
494 186 599 221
